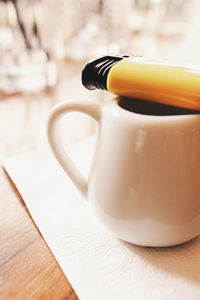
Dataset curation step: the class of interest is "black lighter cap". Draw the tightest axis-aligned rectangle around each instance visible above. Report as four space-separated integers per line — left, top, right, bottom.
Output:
81 55 127 90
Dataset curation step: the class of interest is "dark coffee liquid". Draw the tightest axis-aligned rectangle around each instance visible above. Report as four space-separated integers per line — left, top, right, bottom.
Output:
118 97 200 116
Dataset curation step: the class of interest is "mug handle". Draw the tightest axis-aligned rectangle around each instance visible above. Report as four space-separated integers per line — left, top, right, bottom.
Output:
47 101 101 199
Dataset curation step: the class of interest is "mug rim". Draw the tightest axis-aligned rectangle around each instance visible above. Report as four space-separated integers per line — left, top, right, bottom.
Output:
109 97 200 123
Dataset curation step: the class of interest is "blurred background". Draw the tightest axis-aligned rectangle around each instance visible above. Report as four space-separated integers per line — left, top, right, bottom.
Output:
1 0 200 159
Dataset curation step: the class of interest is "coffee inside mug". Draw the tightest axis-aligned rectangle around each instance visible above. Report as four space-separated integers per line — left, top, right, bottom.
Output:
118 97 200 116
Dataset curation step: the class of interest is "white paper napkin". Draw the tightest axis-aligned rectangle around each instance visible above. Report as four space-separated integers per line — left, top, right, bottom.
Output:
2 137 200 300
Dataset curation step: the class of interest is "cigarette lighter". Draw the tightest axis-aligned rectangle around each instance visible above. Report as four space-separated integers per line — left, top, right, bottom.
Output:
82 55 200 110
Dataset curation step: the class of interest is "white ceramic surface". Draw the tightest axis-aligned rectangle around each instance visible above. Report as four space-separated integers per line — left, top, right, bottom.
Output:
47 99 200 247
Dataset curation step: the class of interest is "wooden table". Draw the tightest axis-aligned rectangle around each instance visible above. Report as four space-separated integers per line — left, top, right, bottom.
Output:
0 167 78 299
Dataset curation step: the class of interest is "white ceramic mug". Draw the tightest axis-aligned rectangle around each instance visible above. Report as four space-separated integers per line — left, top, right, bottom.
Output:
47 97 200 247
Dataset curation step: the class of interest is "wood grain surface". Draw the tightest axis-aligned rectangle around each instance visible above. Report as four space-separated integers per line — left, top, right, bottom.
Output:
0 167 78 299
